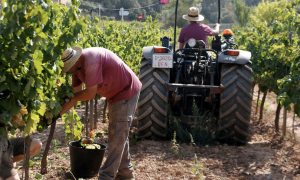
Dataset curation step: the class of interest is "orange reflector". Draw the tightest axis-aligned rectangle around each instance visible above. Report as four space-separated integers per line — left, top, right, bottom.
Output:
154 48 167 53
225 51 239 56
223 29 233 36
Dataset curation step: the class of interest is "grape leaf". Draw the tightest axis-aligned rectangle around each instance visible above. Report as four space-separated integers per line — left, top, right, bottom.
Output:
37 102 46 116
25 77 35 96
24 112 39 136
33 50 44 74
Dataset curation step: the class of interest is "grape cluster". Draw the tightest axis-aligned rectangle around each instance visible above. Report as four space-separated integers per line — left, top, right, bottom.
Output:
44 109 54 125
85 144 101 149
10 105 28 127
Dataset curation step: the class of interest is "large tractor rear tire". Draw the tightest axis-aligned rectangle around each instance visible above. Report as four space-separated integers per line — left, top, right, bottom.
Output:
137 58 170 140
219 62 253 144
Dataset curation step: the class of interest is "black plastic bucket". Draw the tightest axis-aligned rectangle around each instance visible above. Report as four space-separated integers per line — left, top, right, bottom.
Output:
69 141 107 178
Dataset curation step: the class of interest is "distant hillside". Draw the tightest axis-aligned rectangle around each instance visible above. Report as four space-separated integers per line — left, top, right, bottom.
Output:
79 0 161 21
78 0 280 25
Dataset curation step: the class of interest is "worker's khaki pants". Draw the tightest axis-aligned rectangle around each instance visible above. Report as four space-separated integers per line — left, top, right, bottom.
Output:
98 92 140 180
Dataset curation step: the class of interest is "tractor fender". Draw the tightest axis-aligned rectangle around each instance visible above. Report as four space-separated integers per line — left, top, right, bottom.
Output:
218 50 251 64
142 46 156 60
142 46 173 66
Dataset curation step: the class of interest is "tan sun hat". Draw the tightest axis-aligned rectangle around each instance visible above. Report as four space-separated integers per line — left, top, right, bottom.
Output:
182 7 204 22
60 47 82 75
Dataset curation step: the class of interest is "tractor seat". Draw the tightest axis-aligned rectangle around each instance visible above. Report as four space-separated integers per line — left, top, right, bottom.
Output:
182 40 208 59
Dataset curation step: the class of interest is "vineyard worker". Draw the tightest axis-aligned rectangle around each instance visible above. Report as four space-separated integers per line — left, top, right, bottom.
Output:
178 7 220 49
0 138 42 180
59 47 142 180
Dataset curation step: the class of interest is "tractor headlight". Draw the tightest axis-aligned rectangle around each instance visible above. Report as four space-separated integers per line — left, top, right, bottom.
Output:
187 38 196 48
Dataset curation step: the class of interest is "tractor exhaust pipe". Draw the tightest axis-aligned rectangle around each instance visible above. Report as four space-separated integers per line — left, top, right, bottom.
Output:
218 0 221 24
173 0 179 53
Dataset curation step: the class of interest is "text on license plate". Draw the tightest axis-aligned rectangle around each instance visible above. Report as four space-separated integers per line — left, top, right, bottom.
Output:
152 54 173 68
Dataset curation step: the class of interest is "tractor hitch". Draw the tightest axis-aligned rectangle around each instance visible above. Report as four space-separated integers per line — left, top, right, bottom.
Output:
164 83 221 91
205 84 224 103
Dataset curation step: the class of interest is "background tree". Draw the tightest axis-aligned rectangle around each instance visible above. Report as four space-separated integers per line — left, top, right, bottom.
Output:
234 0 251 27
120 0 140 9
250 0 288 25
162 0 203 28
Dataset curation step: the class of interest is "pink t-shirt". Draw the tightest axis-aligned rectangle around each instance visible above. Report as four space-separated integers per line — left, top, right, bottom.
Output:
178 23 214 46
72 47 142 104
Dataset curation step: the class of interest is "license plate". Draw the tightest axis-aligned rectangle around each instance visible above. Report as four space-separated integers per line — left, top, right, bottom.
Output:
152 54 173 68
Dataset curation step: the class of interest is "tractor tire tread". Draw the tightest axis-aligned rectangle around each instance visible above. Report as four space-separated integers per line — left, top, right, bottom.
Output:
151 126 166 137
140 68 154 80
154 72 167 85
137 107 152 121
237 82 252 99
151 100 167 116
138 92 153 108
235 112 250 126
224 75 238 88
137 58 169 139
137 121 152 132
151 114 167 129
219 119 236 131
237 70 252 84
221 89 238 106
141 78 154 92
138 131 152 139
221 65 238 78
152 85 168 103
219 130 235 140
219 63 252 144
220 104 237 119
236 96 251 113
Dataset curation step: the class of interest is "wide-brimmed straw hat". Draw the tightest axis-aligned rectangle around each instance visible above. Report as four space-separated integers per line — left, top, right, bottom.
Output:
61 47 82 75
182 7 204 22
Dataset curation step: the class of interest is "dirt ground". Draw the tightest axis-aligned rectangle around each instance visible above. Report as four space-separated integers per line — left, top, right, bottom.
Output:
15 86 300 180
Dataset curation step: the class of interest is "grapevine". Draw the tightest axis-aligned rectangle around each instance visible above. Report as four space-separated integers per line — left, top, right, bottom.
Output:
0 0 174 140
233 0 300 117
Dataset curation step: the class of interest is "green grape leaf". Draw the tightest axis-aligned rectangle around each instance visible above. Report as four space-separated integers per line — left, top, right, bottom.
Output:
25 77 35 96
34 173 43 180
4 97 21 114
37 102 46 116
6 75 20 92
27 88 37 100
24 112 39 136
10 128 15 135
0 76 6 83
33 50 44 74
0 111 13 125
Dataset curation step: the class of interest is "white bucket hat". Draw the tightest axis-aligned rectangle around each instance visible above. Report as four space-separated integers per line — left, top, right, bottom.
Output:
182 7 204 22
60 47 82 75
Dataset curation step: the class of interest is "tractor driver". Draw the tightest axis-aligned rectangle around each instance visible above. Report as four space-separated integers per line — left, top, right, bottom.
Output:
178 7 220 49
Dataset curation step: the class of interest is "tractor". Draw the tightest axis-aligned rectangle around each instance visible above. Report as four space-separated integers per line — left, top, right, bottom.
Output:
136 0 252 144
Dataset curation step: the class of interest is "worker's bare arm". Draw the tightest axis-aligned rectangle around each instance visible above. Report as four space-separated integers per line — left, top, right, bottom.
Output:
59 84 97 115
73 83 83 93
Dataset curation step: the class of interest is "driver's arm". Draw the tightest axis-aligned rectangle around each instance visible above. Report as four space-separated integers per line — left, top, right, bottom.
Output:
212 23 220 36
179 43 184 49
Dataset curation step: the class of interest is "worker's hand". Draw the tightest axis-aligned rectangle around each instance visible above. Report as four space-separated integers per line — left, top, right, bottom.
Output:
62 96 71 103
213 23 220 28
